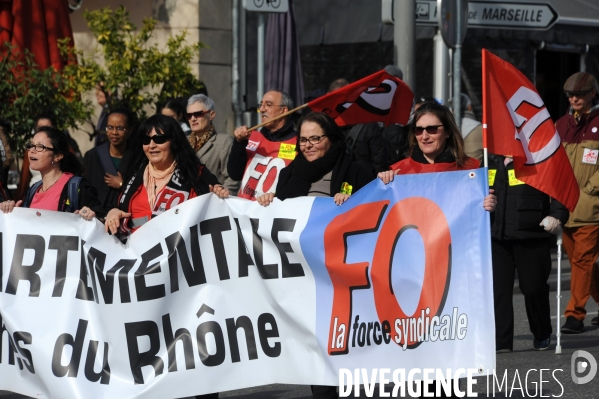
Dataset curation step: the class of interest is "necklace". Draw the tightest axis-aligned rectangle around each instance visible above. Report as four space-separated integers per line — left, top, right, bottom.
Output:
39 172 63 193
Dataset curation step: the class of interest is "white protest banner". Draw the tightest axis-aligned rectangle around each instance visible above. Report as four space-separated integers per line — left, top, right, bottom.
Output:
0 169 495 398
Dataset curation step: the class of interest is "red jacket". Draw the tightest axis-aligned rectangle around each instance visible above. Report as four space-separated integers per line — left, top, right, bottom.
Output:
390 156 480 174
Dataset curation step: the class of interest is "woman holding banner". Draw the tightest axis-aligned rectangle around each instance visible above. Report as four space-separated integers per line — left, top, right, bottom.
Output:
378 101 481 176
104 114 229 240
257 111 373 399
0 126 101 219
377 101 495 398
377 101 495 210
257 111 374 207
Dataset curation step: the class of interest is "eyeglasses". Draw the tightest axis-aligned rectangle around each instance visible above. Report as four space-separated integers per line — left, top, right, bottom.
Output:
565 91 591 98
25 143 55 152
142 134 170 145
299 135 327 146
106 125 128 132
186 110 208 120
257 101 285 111
414 125 444 135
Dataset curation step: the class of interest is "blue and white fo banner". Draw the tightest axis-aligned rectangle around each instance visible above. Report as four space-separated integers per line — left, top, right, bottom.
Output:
0 169 494 398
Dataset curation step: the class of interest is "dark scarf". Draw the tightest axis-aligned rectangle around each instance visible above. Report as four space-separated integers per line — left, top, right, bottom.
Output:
411 146 456 164
290 141 344 183
260 118 297 142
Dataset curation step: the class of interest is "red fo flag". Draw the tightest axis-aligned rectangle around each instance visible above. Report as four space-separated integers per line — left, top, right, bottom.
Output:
482 49 579 212
308 69 414 127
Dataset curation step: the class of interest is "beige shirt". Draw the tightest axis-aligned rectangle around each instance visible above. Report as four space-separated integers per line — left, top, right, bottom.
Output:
308 171 333 197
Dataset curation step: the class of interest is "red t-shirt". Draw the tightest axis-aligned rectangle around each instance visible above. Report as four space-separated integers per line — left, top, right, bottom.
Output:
30 172 74 210
390 157 480 175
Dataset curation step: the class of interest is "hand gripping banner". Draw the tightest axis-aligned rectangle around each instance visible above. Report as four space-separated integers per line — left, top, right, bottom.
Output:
0 170 494 398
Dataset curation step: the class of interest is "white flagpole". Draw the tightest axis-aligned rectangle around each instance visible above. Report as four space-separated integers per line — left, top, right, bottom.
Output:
555 229 563 354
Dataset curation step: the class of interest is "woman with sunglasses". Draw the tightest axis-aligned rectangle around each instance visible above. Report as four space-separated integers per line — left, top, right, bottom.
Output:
186 94 239 193
381 101 480 175
378 101 496 209
378 101 495 397
0 126 100 219
104 114 229 238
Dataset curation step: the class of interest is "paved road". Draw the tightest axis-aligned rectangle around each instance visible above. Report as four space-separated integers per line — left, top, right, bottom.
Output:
3 252 598 398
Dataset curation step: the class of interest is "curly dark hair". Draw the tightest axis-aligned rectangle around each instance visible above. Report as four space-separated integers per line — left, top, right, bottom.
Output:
35 126 84 176
297 111 346 146
125 114 207 193
407 101 468 166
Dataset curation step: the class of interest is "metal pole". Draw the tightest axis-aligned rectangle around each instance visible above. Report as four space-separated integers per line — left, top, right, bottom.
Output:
394 0 415 91
257 12 265 104
453 0 462 130
232 0 243 127
434 29 450 104
555 230 563 354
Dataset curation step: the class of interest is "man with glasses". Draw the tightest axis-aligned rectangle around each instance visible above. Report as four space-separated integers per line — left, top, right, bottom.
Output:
227 90 297 200
556 72 599 333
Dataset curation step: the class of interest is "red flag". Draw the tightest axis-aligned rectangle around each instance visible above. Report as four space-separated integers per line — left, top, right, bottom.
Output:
10 0 75 70
482 49 579 212
308 69 414 127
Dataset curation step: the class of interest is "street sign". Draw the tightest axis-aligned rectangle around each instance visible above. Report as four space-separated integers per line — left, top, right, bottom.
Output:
243 0 289 13
438 0 469 47
397 0 559 30
467 1 558 29
415 0 439 24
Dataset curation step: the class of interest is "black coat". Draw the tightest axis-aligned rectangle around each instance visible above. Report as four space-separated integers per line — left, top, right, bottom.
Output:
83 144 132 213
489 154 569 240
341 122 390 174
275 150 374 200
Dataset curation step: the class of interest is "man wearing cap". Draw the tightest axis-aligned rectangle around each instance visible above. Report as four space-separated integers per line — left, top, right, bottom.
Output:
556 71 599 333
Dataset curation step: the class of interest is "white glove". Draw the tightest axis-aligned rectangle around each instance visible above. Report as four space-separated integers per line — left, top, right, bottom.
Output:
540 216 561 234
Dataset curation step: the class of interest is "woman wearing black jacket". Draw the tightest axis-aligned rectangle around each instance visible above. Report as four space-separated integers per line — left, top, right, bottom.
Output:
257 111 373 399
83 108 135 215
257 111 374 209
489 154 569 353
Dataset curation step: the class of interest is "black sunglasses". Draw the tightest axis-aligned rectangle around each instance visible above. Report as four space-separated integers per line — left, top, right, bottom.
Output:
185 110 208 120
565 91 591 98
415 125 444 135
142 134 170 145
